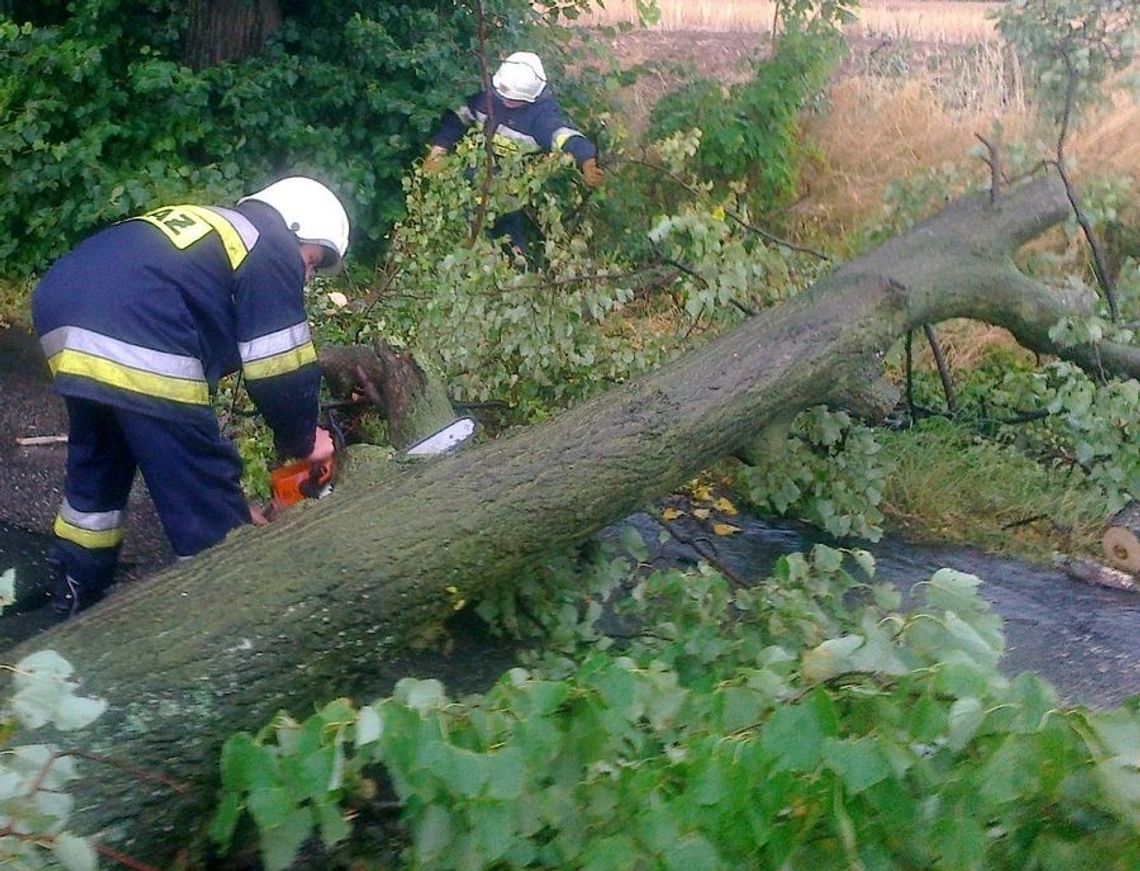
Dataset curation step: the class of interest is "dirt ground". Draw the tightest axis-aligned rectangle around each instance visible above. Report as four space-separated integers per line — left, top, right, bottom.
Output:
0 328 173 569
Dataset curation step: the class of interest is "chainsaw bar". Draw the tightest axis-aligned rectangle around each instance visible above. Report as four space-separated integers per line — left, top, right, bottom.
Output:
405 417 476 457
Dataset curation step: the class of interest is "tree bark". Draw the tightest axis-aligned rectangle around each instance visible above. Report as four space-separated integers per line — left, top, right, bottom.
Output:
319 340 457 451
182 0 283 71
7 172 1138 866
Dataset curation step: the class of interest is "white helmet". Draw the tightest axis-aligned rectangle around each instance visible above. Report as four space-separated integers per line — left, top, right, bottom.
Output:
239 176 350 270
492 52 547 103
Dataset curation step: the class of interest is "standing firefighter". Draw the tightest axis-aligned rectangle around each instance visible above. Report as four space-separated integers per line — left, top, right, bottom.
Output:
423 50 604 252
32 176 349 618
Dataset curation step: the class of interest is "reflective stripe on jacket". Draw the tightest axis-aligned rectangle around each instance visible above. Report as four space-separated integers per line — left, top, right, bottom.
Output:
433 89 597 167
32 200 320 460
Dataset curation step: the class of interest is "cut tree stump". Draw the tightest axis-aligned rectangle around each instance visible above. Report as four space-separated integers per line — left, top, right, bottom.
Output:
1102 501 1140 575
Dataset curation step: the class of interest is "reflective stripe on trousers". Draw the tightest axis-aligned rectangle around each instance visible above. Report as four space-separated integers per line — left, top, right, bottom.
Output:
51 397 251 595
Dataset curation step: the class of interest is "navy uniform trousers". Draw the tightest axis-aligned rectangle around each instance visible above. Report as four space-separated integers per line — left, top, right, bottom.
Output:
52 396 250 609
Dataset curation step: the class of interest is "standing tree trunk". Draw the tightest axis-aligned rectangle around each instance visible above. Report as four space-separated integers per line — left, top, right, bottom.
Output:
6 172 1139 866
183 0 283 71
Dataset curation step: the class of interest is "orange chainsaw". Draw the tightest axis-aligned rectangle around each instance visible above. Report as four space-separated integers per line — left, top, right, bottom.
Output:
269 455 336 514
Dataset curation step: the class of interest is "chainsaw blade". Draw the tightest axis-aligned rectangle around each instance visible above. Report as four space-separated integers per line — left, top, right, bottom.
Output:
405 417 476 457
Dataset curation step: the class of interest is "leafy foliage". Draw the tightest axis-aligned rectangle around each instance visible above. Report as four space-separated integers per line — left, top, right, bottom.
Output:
994 0 1139 124
985 360 1140 515
0 592 107 871
211 547 1140 869
737 408 892 542
0 0 540 277
375 137 653 414
648 26 840 212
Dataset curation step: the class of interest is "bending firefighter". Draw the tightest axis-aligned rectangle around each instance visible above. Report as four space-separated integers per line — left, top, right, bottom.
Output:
423 50 604 252
31 177 349 618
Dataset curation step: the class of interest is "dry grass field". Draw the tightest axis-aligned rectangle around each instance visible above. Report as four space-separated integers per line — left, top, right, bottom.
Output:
568 0 1138 393
572 0 1138 234
581 0 1002 43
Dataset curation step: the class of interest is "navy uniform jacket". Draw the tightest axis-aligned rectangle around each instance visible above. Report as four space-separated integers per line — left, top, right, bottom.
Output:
32 200 319 460
432 88 597 167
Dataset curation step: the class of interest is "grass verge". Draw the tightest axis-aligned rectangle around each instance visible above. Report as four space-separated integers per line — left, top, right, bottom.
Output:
879 417 1110 564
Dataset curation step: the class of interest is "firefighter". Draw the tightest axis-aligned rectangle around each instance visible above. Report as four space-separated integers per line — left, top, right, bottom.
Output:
422 50 604 252
31 176 349 618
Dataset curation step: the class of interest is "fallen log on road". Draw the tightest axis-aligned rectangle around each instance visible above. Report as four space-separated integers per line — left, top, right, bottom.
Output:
6 171 1137 866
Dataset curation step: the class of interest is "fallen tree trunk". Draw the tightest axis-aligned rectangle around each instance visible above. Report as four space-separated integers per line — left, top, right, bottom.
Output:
6 172 1138 865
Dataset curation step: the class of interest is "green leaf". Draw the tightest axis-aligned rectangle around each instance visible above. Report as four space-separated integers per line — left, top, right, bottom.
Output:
948 698 984 751
801 635 864 683
396 677 447 713
414 804 454 866
1090 708 1140 758
943 611 1001 665
619 524 649 562
220 733 279 791
761 689 837 771
852 549 876 578
910 694 949 742
259 807 313 871
438 745 490 798
469 799 516 863
208 792 243 848
52 832 97 871
932 812 987 871
283 730 341 799
663 834 722 870
52 694 108 731
934 661 992 698
247 786 295 831
925 568 982 610
355 704 383 747
716 685 763 732
978 737 1041 804
485 746 527 800
1096 755 1140 824
823 736 893 795
314 798 351 849
811 544 844 574
317 697 356 728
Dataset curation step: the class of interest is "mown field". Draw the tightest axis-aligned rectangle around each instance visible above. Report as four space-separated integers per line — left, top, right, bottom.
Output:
585 0 1137 231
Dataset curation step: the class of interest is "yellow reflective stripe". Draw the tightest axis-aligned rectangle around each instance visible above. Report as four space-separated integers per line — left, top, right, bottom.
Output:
48 348 209 405
133 205 250 269
242 341 317 380
182 206 250 269
552 127 584 151
54 514 125 550
40 325 206 381
238 322 312 363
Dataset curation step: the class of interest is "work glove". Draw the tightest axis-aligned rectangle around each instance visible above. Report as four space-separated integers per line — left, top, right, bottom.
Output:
581 157 604 189
422 145 448 175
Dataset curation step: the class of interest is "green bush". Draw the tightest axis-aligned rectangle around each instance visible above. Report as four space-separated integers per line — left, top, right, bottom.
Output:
647 27 841 215
0 0 539 278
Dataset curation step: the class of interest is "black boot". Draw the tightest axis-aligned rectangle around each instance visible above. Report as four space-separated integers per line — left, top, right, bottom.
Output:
47 560 106 615
50 559 83 620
